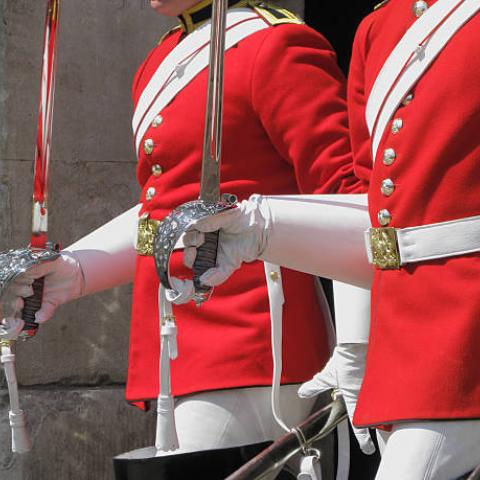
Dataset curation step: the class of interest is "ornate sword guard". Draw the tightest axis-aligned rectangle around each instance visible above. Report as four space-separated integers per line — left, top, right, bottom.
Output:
153 197 236 305
0 248 59 336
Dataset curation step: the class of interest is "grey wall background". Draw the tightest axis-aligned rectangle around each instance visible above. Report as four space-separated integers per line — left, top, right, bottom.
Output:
0 1 304 479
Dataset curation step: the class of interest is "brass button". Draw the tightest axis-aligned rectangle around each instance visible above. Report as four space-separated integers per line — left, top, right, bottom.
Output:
378 209 392 227
402 93 414 106
144 139 154 155
412 0 428 17
391 118 403 134
146 187 156 201
269 271 279 281
383 148 396 166
152 115 163 128
152 164 163 177
381 178 395 197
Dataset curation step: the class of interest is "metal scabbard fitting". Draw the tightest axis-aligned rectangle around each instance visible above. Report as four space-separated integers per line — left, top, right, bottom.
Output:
369 227 401 270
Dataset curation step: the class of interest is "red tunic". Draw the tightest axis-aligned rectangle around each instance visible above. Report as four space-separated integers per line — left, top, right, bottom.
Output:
348 0 480 426
126 10 360 405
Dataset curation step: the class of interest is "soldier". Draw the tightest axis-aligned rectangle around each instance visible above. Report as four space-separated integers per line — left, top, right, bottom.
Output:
168 0 480 478
6 0 369 478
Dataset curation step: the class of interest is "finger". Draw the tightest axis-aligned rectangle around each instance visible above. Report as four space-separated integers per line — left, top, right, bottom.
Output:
183 230 205 248
13 276 34 286
191 208 238 233
199 266 234 287
298 374 335 398
183 247 197 269
35 301 58 324
17 262 53 283
11 284 34 299
167 278 195 305
352 426 376 455
15 297 25 314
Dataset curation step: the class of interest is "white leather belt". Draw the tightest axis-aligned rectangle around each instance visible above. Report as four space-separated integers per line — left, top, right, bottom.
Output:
365 214 480 269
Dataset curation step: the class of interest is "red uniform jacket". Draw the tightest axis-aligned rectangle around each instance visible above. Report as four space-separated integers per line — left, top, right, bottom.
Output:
126 5 360 405
349 0 480 426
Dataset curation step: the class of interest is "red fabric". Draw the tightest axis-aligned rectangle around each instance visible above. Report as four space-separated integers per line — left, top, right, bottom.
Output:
348 0 480 426
126 20 361 403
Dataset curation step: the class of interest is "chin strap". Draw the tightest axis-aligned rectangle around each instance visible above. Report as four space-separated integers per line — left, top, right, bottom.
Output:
155 285 179 453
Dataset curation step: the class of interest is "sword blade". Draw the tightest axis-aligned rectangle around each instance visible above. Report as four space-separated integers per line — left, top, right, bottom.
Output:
31 0 61 248
199 0 228 203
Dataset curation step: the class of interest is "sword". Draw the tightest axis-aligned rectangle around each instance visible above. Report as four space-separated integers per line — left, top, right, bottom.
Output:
22 0 61 337
0 0 61 453
153 0 236 304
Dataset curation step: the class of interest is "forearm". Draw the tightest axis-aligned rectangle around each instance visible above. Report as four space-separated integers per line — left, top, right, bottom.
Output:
260 194 373 289
67 204 140 296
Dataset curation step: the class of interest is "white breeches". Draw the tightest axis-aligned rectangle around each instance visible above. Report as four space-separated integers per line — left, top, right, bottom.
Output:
118 384 315 460
375 420 480 480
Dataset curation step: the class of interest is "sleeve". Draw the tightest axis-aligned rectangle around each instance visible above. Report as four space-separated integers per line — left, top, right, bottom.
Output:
347 15 376 185
131 45 160 107
250 24 364 195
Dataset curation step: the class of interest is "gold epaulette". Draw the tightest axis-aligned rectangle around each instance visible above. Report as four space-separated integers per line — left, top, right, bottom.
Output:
158 25 184 45
374 0 390 10
249 1 304 26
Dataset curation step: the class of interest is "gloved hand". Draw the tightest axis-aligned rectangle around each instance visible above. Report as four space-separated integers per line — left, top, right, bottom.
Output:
169 196 269 304
298 344 375 455
8 252 85 324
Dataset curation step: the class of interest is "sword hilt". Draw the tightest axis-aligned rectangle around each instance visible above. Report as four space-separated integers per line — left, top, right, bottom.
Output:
193 231 219 299
20 277 44 338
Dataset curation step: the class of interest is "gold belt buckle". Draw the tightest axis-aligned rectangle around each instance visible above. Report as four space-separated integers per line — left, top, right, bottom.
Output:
369 227 401 270
136 214 160 256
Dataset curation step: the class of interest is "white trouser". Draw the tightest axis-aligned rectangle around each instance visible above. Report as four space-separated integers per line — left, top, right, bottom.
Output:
117 384 315 459
375 420 480 480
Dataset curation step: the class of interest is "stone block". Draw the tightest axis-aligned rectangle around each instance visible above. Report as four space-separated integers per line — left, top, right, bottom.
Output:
0 386 155 480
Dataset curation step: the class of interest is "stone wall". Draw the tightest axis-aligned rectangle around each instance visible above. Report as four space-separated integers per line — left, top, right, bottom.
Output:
0 1 304 479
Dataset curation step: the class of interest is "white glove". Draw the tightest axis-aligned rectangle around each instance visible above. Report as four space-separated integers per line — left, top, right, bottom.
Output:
0 318 25 340
182 196 268 286
298 344 375 455
8 252 84 324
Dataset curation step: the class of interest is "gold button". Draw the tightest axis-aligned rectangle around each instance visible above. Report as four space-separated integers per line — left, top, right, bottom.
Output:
402 93 414 106
383 148 396 166
412 0 428 17
269 271 279 281
378 209 392 227
152 115 163 128
391 118 403 134
146 187 156 201
151 164 163 177
381 179 395 197
144 139 154 155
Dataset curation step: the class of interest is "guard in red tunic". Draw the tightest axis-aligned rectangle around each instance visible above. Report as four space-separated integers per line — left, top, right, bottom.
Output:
167 0 480 478
6 0 363 478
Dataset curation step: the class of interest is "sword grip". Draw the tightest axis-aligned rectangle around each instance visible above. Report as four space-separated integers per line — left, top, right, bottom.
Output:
21 277 45 336
193 231 219 293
